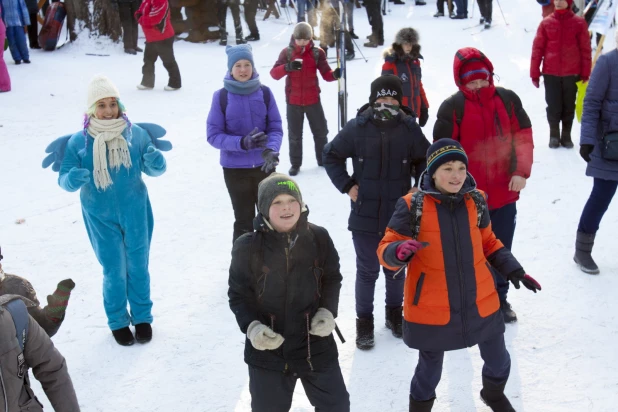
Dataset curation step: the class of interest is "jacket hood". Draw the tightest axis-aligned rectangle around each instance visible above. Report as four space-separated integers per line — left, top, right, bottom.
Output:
453 47 495 89
419 169 478 200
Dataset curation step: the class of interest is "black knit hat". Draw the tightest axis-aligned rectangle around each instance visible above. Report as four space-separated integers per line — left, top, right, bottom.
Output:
369 75 403 106
257 173 303 220
426 139 468 177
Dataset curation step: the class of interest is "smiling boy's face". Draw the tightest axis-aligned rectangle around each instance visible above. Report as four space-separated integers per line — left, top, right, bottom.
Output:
432 160 467 194
269 194 301 233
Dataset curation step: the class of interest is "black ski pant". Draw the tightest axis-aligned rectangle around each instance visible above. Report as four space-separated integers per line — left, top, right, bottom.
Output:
287 102 329 167
543 74 578 138
244 0 260 35
118 0 141 51
364 0 383 43
217 0 242 36
477 0 492 22
223 166 270 243
141 36 182 88
436 0 453 14
249 362 350 412
28 13 38 48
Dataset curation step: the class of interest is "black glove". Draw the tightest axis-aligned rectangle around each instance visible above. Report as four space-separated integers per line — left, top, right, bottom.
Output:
580 144 594 163
285 61 302 72
333 68 342 79
507 270 542 293
419 107 428 127
135 11 143 20
261 150 279 173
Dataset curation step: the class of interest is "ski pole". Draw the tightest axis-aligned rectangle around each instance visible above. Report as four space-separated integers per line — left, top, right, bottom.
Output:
471 0 475 18
350 37 368 62
495 0 508 26
334 324 346 343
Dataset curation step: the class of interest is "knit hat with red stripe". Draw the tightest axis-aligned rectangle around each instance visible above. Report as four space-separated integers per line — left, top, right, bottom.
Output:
459 59 492 85
426 139 468 177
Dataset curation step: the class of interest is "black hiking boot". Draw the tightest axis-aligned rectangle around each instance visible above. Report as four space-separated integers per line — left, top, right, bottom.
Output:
246 32 260 41
349 29 359 39
356 317 374 350
385 305 403 338
409 395 435 412
433 11 444 17
112 327 135 346
289 165 300 176
480 377 516 412
549 136 560 148
135 323 153 343
415 0 426 4
500 300 517 323
219 28 228 46
561 122 574 148
484 21 492 29
574 231 600 274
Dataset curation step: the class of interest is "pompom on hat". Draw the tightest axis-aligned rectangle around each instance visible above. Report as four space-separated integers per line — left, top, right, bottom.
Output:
459 59 492 85
87 75 120 109
226 44 255 74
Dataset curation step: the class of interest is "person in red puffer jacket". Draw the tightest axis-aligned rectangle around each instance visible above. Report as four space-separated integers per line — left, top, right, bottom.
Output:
433 47 534 325
530 0 591 149
270 22 340 176
135 0 182 91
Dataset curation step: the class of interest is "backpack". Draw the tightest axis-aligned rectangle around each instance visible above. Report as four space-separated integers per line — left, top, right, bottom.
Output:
286 46 321 67
451 87 520 127
219 85 272 118
1 296 29 353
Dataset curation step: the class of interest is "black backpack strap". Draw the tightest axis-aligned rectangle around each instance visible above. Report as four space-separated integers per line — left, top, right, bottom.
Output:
307 223 329 269
495 87 532 129
312 47 320 66
260 85 271 126
5 298 29 353
452 91 465 127
219 88 228 117
468 190 487 227
409 192 425 240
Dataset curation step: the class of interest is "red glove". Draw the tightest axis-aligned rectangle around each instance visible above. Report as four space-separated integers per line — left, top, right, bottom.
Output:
395 240 429 261
508 271 542 293
531 78 540 88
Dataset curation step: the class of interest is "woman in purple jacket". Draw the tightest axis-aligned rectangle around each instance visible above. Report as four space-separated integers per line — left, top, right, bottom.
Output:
207 44 283 243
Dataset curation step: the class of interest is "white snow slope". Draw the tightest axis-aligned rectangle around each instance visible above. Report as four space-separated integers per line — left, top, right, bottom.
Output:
1 0 618 410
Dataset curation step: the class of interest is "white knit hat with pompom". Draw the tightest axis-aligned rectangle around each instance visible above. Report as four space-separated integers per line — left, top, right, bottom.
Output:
87 75 120 109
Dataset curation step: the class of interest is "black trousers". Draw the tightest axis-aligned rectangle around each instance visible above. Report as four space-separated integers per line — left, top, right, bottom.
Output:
223 166 270 243
217 0 242 35
287 102 329 167
364 0 383 42
543 74 578 137
118 0 141 50
141 36 181 88
436 0 453 14
28 13 38 48
477 0 492 22
249 363 350 412
244 0 259 35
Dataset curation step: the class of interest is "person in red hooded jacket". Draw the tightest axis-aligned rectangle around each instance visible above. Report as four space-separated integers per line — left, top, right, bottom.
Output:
530 0 591 149
433 47 534 324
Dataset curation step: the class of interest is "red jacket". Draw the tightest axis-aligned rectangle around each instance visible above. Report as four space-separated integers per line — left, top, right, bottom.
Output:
270 39 336 106
136 0 174 43
433 48 534 210
530 10 591 80
381 51 429 117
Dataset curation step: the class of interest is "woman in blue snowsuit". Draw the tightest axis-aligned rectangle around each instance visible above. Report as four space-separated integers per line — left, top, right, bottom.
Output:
47 75 170 346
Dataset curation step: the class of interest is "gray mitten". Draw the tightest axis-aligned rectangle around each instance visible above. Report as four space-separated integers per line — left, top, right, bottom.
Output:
309 308 336 337
247 320 285 350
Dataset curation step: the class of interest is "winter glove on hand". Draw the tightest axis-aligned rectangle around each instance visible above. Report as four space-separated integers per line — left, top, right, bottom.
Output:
333 68 343 79
247 320 285 350
419 107 429 127
45 279 75 322
135 11 143 20
580 77 589 83
241 127 268 150
507 270 542 293
261 149 279 173
531 78 540 88
285 61 303 72
396 240 428 262
309 308 336 337
64 167 91 191
143 146 166 171
580 144 594 162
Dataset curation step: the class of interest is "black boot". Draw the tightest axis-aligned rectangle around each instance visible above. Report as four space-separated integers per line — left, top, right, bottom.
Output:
289 165 300 176
356 317 375 350
574 231 600 274
112 327 135 346
246 32 260 41
409 395 435 412
549 124 560 148
561 122 574 148
500 300 517 323
345 50 355 60
135 323 153 343
385 305 403 338
235 26 246 44
415 0 426 4
480 377 515 412
349 29 359 39
484 21 492 29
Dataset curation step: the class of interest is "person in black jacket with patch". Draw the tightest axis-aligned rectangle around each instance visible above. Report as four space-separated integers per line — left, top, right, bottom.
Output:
228 173 349 412
322 74 430 350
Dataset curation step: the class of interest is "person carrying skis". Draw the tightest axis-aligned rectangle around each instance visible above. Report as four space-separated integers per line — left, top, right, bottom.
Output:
382 27 429 127
323 74 430 350
530 0 591 148
228 173 350 412
270 22 341 176
378 139 541 412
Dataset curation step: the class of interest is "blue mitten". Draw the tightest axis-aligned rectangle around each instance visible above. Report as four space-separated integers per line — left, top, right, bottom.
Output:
60 167 90 192
143 146 166 174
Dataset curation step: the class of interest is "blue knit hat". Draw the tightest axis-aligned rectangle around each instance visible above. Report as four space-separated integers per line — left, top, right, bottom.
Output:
226 44 254 74
426 138 468 177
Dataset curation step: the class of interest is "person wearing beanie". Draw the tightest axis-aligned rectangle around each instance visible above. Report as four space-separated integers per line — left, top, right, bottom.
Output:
208 44 283 243
0 4 11 92
270 22 341 176
382 27 430 127
433 47 533 324
135 0 181 90
216 0 245 45
530 0 591 148
228 173 350 411
323 74 430 350
572 34 618 275
378 139 540 412
44 74 171 346
318 1 355 59
2 0 31 64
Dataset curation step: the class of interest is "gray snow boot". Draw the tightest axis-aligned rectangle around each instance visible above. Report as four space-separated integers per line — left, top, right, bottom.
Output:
410 395 435 412
574 231 600 274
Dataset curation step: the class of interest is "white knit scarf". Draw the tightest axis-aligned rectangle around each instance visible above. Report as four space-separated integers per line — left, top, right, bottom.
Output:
87 118 132 190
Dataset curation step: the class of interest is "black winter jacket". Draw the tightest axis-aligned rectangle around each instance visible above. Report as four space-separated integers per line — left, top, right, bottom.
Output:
228 212 342 374
322 104 430 235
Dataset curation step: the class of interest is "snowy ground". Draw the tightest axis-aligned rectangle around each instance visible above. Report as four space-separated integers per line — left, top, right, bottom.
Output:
1 0 618 410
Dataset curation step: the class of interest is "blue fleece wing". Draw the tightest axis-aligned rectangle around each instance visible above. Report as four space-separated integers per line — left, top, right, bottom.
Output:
42 134 72 172
135 123 172 151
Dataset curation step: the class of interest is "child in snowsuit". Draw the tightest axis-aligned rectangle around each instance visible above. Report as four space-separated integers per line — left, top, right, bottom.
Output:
135 0 181 90
531 0 591 148
382 27 429 127
323 74 430 350
1 0 30 64
378 139 541 412
228 173 350 412
0 4 11 92
208 44 283 244
54 75 168 346
271 22 341 176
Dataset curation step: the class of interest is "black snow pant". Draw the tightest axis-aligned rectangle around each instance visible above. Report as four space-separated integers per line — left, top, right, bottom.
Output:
477 0 492 22
217 0 243 36
223 166 270 244
141 36 182 88
249 362 350 412
543 74 578 139
364 0 383 43
436 0 453 14
287 102 329 167
28 13 39 48
118 0 141 51
244 0 260 36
